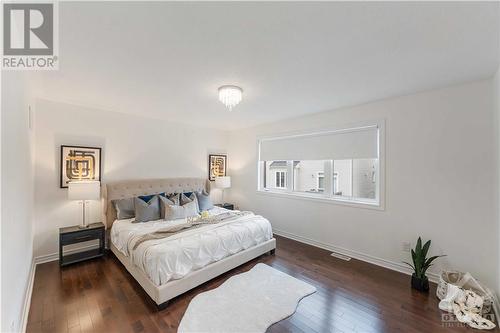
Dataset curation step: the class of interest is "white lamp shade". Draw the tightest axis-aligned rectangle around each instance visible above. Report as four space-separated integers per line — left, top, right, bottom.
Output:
68 181 100 200
215 176 231 189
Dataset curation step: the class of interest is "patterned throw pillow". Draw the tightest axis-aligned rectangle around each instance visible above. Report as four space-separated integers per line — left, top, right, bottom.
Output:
134 196 160 222
167 193 180 205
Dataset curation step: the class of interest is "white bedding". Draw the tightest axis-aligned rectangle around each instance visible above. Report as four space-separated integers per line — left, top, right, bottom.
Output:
110 207 273 286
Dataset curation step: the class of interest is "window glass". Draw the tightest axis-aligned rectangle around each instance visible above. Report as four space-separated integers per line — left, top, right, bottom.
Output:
292 160 328 194
264 160 288 190
352 158 378 200
257 124 381 207
333 159 352 196
333 158 378 201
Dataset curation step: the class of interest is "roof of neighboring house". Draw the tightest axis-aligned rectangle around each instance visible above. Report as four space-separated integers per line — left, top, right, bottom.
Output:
269 161 300 168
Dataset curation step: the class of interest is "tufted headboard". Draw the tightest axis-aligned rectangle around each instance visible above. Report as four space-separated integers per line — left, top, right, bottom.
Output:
102 178 211 228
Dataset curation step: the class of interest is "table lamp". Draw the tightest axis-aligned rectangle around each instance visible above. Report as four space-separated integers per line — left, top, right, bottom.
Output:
215 176 231 205
68 180 100 228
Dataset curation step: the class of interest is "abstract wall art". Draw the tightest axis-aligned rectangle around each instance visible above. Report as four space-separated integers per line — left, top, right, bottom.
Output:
60 145 101 188
208 154 227 181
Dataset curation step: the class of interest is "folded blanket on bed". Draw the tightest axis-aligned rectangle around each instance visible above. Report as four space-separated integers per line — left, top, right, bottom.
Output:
131 211 252 250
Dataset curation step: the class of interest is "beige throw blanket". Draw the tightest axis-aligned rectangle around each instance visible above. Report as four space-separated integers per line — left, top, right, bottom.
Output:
132 211 252 250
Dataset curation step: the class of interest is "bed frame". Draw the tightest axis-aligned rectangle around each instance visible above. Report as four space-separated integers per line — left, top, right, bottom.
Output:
102 177 276 308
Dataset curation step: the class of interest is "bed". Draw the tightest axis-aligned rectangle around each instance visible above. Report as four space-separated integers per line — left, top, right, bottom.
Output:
102 177 276 308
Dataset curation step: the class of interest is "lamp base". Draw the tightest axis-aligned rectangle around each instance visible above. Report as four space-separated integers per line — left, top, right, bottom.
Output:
78 224 90 229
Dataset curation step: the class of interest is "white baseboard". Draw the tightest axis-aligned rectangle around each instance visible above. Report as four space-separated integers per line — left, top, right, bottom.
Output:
34 252 58 265
21 243 101 332
20 258 36 333
273 228 440 283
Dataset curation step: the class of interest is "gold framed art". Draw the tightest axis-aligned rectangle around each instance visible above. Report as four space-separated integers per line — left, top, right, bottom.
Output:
60 145 101 188
208 154 227 181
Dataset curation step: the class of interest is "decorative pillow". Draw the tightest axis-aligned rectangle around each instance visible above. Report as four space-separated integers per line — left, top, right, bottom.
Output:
159 196 176 219
163 202 187 220
181 193 200 213
167 193 180 205
180 193 193 205
196 190 213 211
162 198 199 220
112 198 135 219
134 196 160 222
182 200 199 218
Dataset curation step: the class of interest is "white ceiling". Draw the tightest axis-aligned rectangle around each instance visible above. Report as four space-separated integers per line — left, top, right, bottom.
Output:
32 1 499 130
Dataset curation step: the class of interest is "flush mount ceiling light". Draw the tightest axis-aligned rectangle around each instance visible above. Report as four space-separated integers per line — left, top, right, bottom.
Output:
218 85 243 111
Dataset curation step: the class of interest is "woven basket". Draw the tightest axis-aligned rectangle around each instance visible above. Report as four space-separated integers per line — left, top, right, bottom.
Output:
437 271 494 315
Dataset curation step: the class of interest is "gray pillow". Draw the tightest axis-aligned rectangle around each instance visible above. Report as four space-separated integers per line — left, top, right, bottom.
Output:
162 199 199 220
182 200 200 218
196 190 213 211
181 193 200 213
163 203 187 220
112 198 135 219
159 196 176 219
134 196 160 223
180 193 193 205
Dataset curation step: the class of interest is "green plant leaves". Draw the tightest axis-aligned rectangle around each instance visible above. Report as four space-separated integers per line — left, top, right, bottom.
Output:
404 237 444 279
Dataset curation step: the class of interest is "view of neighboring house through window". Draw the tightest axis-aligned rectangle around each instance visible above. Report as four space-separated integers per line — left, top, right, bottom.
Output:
333 172 339 194
275 171 286 188
292 160 328 194
333 159 377 200
317 172 325 191
258 124 381 206
262 161 288 190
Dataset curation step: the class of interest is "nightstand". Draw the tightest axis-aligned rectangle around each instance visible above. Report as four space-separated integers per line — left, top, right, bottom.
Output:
59 222 105 267
216 203 234 210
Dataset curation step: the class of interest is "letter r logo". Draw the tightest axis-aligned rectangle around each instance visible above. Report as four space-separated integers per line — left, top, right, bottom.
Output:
3 3 53 56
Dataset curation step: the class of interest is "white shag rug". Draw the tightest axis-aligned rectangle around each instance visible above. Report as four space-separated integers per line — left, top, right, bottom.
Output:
178 263 316 333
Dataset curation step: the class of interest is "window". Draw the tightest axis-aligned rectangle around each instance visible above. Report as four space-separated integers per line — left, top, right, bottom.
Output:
275 171 286 188
261 161 288 190
292 160 328 194
333 158 378 201
317 172 325 191
258 123 383 208
333 172 339 194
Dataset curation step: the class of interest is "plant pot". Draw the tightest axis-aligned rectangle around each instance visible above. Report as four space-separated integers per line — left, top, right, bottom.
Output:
411 274 429 292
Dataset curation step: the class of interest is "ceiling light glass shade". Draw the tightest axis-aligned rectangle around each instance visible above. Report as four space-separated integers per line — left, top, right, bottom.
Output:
218 85 243 111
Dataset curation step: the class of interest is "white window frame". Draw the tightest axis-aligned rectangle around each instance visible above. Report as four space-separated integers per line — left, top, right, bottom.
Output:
275 171 286 189
256 120 385 210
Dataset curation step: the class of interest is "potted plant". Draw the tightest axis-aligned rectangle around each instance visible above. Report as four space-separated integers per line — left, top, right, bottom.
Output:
403 237 444 292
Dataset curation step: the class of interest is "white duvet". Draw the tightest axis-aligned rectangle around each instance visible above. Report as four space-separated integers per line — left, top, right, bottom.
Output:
110 207 273 286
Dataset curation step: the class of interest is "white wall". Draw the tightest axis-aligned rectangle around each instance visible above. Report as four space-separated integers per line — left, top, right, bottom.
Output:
33 99 229 258
228 79 499 290
1 72 35 332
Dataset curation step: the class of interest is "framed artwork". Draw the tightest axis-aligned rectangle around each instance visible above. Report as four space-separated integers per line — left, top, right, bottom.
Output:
60 145 102 188
208 154 227 181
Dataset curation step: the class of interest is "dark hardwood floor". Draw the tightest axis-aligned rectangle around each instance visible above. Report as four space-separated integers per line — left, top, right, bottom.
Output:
27 235 497 333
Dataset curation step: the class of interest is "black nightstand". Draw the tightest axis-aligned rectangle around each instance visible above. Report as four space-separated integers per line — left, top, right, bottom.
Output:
59 222 105 267
216 203 234 210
